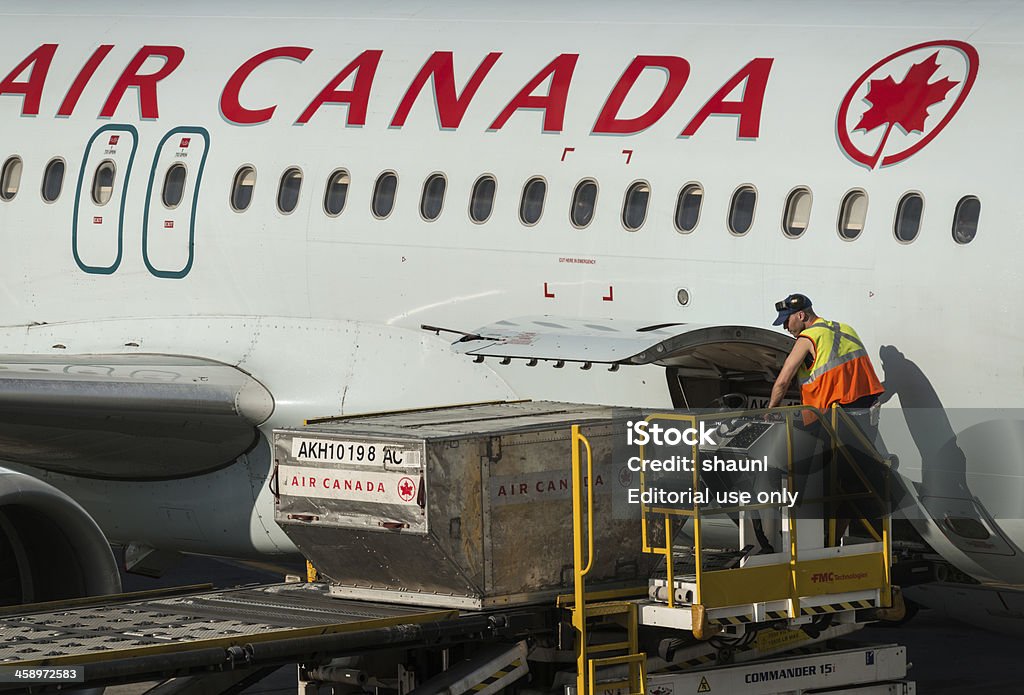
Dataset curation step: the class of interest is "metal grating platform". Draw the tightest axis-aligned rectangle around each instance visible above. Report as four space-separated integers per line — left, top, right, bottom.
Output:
0 582 456 666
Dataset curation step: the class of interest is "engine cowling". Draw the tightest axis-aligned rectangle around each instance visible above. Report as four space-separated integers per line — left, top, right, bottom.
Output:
0 467 121 606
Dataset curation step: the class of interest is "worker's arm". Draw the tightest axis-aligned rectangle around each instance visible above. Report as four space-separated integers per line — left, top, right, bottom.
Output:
768 337 814 408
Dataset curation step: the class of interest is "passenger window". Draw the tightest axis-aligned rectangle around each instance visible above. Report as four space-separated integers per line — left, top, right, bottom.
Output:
231 166 256 212
372 172 398 218
782 187 812 238
570 179 597 228
162 163 187 209
894 192 923 243
838 189 867 240
674 183 703 233
91 160 116 206
621 181 650 231
952 196 980 244
420 173 446 221
519 177 546 226
1 156 23 201
323 169 350 216
41 158 65 203
728 185 756 235
277 167 303 214
469 175 496 223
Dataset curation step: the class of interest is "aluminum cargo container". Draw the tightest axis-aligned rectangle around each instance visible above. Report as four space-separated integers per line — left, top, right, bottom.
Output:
273 401 653 609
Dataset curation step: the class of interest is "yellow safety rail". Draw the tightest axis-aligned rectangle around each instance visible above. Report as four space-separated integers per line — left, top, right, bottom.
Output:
638 405 894 629
829 406 893 601
571 425 646 695
571 424 594 695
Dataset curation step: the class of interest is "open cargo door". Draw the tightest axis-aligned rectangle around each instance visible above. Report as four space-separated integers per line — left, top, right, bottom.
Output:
426 316 797 408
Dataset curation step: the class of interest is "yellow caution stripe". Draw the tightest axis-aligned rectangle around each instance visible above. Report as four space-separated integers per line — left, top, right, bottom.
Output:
800 600 873 615
710 600 874 625
666 654 717 672
471 659 522 691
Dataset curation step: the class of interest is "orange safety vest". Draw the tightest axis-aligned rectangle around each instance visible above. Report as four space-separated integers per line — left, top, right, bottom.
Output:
797 318 883 414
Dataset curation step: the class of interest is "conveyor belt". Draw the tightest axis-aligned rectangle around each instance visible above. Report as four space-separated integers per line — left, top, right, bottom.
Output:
0 582 456 667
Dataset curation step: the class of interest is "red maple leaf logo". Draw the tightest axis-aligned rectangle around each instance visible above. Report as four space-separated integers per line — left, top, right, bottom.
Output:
854 52 959 167
398 477 416 500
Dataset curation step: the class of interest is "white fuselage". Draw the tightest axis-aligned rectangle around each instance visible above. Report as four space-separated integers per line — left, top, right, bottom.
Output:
0 2 1019 586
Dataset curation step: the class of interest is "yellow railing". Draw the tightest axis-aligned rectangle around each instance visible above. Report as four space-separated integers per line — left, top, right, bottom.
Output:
569 406 893 691
571 424 593 695
572 425 646 695
829 406 892 604
638 405 893 624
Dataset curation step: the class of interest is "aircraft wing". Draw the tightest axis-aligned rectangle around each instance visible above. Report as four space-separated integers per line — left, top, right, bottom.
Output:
0 354 273 481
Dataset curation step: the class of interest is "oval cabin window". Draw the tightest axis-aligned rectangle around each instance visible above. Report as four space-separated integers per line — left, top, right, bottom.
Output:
231 166 256 212
469 175 496 223
674 183 703 233
372 172 398 218
728 185 756 235
41 158 65 203
838 189 867 240
0 157 22 201
162 163 187 209
519 177 546 226
894 192 923 243
91 160 116 206
277 167 303 214
952 196 980 245
420 173 446 221
570 179 597 228
782 187 812 238
323 169 350 217
621 181 650 231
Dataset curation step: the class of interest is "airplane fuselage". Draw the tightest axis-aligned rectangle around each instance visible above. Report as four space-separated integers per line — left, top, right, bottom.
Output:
0 2 1019 592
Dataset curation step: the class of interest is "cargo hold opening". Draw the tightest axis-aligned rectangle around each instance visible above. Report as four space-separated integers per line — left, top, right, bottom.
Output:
434 317 800 408
655 327 799 409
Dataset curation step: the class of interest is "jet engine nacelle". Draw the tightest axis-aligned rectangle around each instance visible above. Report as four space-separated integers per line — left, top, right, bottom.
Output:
0 466 121 606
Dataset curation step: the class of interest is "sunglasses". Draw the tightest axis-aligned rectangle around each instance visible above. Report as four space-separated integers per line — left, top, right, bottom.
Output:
775 296 809 312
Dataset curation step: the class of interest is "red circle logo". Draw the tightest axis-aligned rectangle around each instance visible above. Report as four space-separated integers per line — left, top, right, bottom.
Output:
837 40 978 169
397 476 417 502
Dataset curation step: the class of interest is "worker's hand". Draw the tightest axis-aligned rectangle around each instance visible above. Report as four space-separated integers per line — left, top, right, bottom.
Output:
761 411 785 422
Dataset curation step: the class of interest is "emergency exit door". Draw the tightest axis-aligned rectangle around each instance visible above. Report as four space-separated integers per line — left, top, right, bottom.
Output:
73 124 138 274
142 127 209 278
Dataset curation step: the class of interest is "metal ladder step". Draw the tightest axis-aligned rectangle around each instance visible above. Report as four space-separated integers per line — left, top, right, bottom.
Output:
588 652 647 695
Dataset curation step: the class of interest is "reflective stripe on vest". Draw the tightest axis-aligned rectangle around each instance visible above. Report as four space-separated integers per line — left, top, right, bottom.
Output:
796 319 868 386
796 318 883 414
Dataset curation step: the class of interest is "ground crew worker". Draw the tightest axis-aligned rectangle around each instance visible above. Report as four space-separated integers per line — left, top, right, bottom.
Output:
767 293 887 540
767 293 883 416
